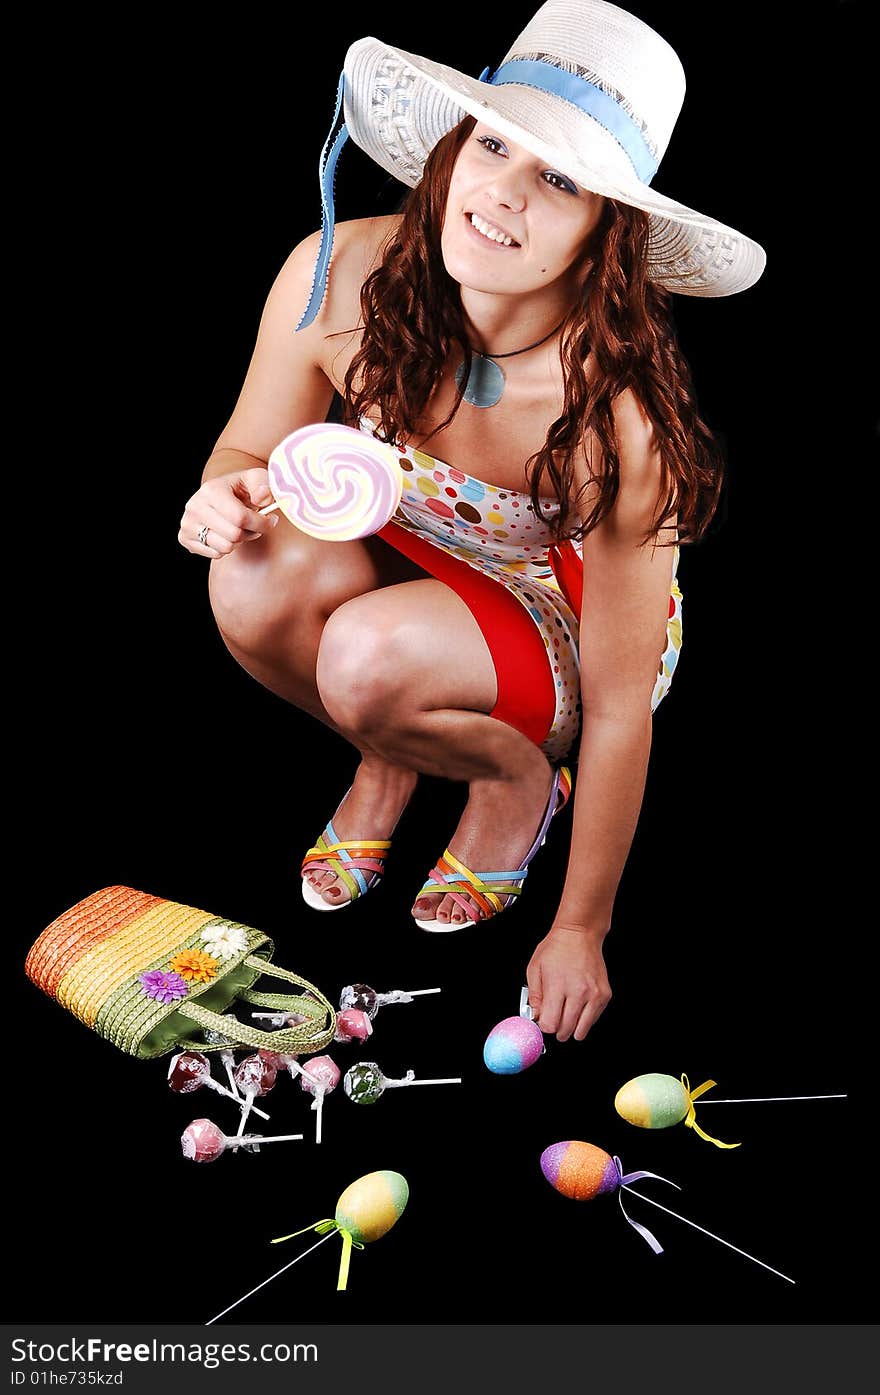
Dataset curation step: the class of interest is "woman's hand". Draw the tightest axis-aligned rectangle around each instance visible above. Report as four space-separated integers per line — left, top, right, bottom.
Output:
526 925 611 1042
179 468 279 559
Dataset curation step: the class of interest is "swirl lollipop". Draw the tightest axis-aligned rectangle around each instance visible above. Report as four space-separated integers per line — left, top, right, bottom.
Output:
541 1140 794 1283
167 1051 269 1121
181 1118 303 1163
261 423 404 540
339 983 441 1018
343 1061 461 1105
614 1072 847 1148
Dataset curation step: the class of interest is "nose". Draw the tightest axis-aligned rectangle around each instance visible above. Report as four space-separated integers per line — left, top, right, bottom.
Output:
485 168 527 213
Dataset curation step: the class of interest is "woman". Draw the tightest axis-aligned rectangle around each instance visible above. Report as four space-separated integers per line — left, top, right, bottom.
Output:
178 0 764 1044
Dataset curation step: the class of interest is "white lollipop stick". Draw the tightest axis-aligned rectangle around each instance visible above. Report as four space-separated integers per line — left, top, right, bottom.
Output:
236 1093 257 1137
621 1186 795 1285
386 1070 461 1088
376 988 442 1006
311 1091 326 1146
221 1053 240 1101
233 1132 304 1150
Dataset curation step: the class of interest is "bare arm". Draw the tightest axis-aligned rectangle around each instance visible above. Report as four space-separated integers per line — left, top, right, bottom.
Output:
528 389 678 1040
181 228 341 553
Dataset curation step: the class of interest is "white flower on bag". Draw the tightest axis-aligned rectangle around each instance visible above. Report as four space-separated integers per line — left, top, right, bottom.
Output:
201 924 248 961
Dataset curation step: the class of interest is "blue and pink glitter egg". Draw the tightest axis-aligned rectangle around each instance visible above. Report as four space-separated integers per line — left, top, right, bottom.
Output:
483 1016 544 1074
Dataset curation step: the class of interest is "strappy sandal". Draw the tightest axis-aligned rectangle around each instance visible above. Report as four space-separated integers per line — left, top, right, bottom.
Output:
300 785 392 912
412 764 573 932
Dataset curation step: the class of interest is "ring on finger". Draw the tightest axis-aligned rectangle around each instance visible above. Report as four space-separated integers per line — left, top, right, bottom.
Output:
197 523 210 546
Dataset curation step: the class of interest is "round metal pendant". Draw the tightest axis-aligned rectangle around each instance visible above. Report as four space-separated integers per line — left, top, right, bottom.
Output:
455 354 505 409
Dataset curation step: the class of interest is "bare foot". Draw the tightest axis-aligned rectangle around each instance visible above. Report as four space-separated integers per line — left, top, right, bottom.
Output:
302 757 419 905
411 759 560 926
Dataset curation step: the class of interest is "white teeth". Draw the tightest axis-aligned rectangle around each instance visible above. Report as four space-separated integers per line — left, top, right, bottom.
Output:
469 213 516 246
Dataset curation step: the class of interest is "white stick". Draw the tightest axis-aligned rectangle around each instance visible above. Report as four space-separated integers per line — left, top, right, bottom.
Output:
222 1057 241 1101
399 988 442 996
236 1094 255 1138
257 502 280 516
231 1133 304 1149
698 1094 848 1104
312 1092 324 1145
204 1230 337 1325
621 1186 795 1285
403 1076 462 1086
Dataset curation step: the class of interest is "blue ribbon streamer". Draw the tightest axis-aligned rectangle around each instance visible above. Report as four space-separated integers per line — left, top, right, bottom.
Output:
297 69 350 331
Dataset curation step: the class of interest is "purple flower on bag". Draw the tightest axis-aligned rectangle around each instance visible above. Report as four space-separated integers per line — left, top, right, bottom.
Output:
140 969 189 1004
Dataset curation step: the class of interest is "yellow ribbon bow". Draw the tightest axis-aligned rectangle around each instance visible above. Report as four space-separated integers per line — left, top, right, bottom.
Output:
682 1075 741 1149
271 1218 365 1290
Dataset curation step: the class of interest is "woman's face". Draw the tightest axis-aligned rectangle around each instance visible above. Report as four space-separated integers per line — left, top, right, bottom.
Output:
441 121 605 298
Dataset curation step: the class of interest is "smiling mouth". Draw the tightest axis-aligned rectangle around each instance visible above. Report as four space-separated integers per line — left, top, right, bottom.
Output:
464 212 521 249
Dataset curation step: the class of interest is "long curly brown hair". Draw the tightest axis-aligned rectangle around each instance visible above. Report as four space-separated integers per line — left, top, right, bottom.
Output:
336 113 724 549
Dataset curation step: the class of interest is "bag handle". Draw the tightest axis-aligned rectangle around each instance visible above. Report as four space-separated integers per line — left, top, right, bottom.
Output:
175 955 336 1055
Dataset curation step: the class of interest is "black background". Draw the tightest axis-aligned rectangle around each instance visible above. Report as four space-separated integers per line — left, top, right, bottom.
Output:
11 2 866 1328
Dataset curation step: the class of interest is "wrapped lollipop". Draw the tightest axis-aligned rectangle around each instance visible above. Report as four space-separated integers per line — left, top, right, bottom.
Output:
297 1055 341 1144
206 1171 409 1317
260 423 404 541
334 1008 373 1044
234 1054 278 1136
483 985 545 1075
181 1117 303 1163
540 1140 794 1283
344 1061 461 1105
339 983 441 1019
167 1051 269 1121
202 1020 243 1099
614 1073 848 1149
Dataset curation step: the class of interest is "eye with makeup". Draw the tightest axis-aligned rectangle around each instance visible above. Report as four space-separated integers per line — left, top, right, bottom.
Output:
474 134 579 195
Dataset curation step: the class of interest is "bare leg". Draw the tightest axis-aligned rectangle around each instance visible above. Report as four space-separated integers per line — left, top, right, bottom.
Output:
316 581 561 926
207 526 430 904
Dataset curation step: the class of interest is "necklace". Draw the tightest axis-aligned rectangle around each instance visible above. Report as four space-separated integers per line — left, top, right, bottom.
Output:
454 317 567 409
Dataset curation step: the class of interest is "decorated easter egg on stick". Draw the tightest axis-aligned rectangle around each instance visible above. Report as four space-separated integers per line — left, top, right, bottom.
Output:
262 424 404 541
540 1140 794 1283
203 1171 405 1321
270 1171 409 1291
483 984 544 1074
616 1072 846 1147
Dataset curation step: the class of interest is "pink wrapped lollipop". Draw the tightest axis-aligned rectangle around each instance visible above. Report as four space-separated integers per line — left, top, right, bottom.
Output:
233 1054 278 1136
167 1051 269 1121
181 1118 303 1163
262 423 404 541
334 1008 373 1044
298 1055 341 1144
339 984 441 1019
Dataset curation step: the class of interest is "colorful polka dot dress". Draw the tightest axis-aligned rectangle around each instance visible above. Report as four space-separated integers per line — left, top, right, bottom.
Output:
359 416 684 763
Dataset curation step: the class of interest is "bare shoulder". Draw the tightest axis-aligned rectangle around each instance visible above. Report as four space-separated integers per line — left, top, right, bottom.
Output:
572 386 667 539
308 215 402 378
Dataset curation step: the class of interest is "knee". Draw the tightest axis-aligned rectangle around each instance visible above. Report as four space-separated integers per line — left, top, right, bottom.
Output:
315 598 410 732
207 535 319 657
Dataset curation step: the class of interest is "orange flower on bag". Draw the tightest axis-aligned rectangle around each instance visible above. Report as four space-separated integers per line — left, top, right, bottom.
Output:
169 948 219 983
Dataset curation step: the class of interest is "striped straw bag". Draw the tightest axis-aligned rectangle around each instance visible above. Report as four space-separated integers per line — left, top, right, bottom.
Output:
25 885 336 1059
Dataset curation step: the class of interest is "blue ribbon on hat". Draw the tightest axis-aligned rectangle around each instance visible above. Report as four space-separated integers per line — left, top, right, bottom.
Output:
297 55 658 332
479 60 658 183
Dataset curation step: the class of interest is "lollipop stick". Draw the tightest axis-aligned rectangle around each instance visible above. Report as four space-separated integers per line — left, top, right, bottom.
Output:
223 1061 241 1100
312 1092 324 1145
399 988 442 997
406 1076 461 1086
233 1134 304 1149
621 1186 795 1284
204 1230 337 1325
698 1094 848 1104
257 501 281 516
204 1076 270 1119
236 1096 255 1138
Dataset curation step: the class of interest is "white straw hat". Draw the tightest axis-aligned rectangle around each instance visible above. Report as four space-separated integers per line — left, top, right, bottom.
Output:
297 0 766 328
